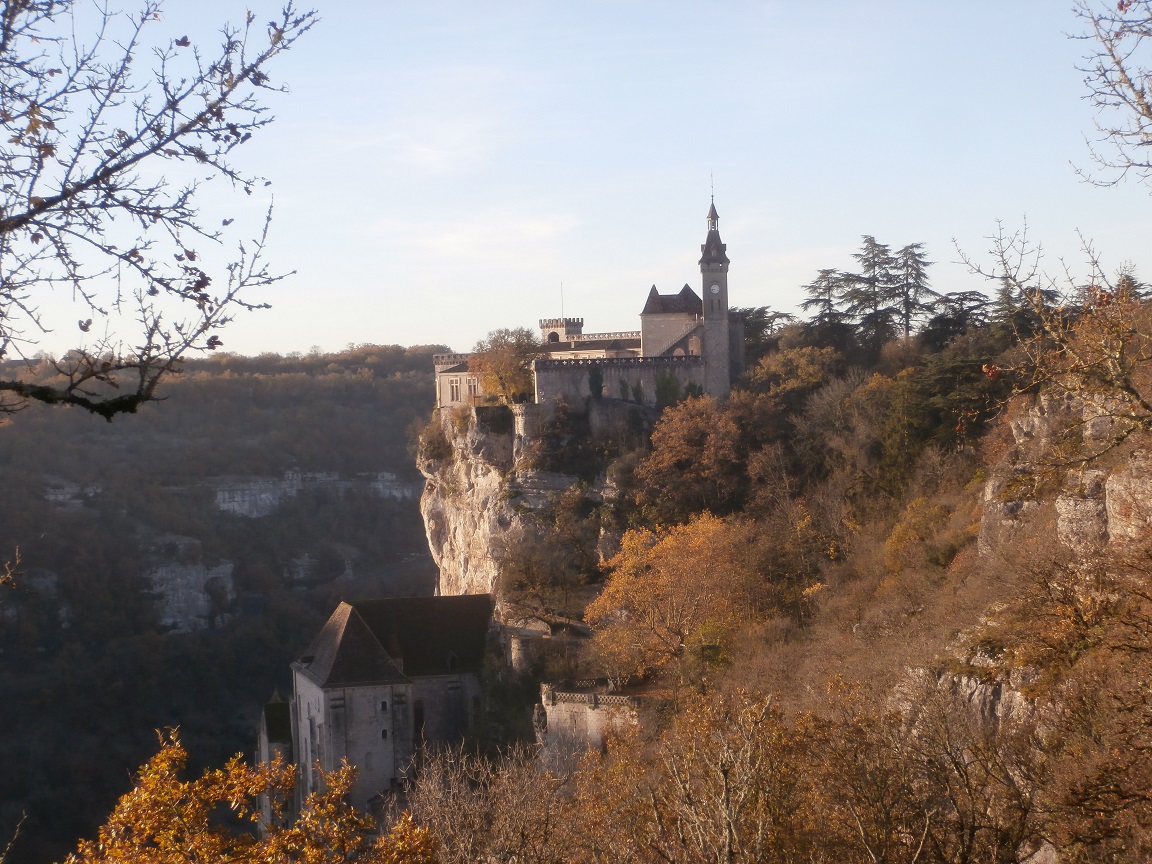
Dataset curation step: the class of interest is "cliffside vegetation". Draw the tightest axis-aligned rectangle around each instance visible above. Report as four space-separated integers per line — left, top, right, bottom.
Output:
415 223 1152 861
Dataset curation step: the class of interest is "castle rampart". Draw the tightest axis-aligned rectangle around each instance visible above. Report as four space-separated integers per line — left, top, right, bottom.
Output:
534 355 705 407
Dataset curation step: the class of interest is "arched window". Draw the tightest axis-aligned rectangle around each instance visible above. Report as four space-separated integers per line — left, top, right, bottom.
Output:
380 700 388 712
547 331 560 343
381 728 388 739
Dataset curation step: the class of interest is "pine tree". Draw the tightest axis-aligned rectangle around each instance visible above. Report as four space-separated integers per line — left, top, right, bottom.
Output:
892 243 937 338
842 236 899 355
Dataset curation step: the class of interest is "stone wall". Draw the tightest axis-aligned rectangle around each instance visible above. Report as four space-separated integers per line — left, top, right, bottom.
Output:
289 671 482 812
535 681 645 766
533 355 705 406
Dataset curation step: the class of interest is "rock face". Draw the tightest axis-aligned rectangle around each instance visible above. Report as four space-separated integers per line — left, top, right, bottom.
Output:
213 470 420 518
144 535 235 632
979 394 1152 553
418 406 581 596
418 403 635 598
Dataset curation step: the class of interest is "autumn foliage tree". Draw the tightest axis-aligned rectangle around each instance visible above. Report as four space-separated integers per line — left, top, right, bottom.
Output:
61 731 440 864
0 0 314 419
583 514 814 683
470 327 540 404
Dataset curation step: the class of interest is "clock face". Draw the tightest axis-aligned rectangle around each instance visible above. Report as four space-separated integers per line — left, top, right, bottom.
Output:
710 283 721 295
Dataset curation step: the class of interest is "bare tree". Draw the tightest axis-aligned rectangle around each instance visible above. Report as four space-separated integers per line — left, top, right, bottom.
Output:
0 0 315 419
1075 0 1152 190
959 223 1152 467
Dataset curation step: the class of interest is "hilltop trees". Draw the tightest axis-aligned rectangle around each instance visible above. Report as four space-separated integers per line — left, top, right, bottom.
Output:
0 1 314 419
794 237 935 358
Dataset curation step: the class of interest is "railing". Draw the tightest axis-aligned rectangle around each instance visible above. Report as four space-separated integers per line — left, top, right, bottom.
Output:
433 352 470 368
646 319 702 357
535 355 703 369
568 330 640 342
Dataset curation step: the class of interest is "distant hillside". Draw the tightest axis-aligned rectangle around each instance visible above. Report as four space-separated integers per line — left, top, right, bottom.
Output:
0 344 444 864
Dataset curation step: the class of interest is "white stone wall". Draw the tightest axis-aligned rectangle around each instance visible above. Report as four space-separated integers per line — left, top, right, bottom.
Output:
536 686 639 764
290 669 483 811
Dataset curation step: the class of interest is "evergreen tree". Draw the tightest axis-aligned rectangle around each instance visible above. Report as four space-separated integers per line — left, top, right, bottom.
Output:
799 268 854 353
892 243 937 338
842 236 899 354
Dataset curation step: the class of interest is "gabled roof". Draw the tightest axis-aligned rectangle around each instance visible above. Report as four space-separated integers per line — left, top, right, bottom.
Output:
294 595 494 688
641 284 702 316
295 602 407 687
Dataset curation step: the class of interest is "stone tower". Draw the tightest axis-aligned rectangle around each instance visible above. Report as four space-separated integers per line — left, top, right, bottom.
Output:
699 199 731 398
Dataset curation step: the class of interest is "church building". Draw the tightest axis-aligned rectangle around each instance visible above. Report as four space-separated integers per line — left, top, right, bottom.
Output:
434 201 743 409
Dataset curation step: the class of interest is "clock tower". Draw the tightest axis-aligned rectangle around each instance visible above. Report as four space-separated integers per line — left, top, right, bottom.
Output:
700 198 732 397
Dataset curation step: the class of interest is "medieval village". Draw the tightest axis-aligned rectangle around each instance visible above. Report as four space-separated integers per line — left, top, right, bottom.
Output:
3 2 1152 863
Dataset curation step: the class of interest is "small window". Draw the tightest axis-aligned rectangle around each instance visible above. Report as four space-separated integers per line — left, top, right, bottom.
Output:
449 378 460 402
381 728 388 739
467 378 478 398
447 652 458 672
380 700 388 712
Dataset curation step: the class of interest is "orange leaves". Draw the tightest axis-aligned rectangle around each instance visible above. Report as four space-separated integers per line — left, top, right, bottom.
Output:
60 731 430 864
587 514 759 681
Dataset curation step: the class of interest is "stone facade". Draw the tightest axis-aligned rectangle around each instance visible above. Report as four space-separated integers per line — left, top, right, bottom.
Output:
534 680 649 766
283 595 494 811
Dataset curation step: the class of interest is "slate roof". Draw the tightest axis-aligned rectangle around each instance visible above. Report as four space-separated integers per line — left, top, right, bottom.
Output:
294 595 494 688
641 284 702 316
699 228 729 266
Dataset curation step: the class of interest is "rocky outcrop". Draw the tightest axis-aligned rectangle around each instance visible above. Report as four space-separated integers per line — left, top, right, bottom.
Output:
418 403 631 598
144 535 235 632
419 406 576 596
213 470 419 518
979 394 1152 553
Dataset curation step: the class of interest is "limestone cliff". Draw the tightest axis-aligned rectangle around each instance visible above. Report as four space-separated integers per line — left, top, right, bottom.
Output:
417 401 648 600
979 393 1152 554
419 405 571 597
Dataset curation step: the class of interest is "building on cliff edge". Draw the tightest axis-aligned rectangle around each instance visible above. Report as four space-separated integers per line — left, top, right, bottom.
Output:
434 200 744 409
258 594 495 813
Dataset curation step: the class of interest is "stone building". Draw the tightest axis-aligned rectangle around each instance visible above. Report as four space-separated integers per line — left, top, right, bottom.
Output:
282 594 494 811
434 201 743 409
534 679 657 767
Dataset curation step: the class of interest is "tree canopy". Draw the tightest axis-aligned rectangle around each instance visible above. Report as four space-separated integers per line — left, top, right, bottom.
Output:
469 327 540 404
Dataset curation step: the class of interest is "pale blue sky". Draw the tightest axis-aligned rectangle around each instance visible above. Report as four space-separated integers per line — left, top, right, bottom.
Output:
38 2 1152 356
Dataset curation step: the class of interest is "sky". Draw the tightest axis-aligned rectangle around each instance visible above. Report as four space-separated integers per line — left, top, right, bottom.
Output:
33 1 1152 356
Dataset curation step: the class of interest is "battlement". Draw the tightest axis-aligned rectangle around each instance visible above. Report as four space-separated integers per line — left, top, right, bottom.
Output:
433 352 470 371
569 330 640 342
534 354 703 370
539 317 583 329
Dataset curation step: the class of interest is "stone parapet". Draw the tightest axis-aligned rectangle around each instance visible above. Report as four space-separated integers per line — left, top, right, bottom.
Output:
535 354 703 370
